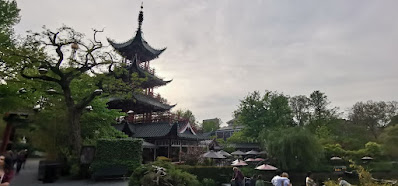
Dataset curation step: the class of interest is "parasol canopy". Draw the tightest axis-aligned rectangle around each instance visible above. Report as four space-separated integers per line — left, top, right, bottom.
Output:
246 150 259 155
231 150 246 156
361 156 373 160
254 158 265 162
202 150 226 159
231 160 248 166
255 164 278 171
330 156 342 161
259 150 267 154
245 158 256 162
218 150 232 157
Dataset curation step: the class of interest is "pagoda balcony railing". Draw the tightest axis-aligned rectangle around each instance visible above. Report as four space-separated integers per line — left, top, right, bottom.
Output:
129 112 178 124
127 112 190 124
141 91 169 105
139 63 155 75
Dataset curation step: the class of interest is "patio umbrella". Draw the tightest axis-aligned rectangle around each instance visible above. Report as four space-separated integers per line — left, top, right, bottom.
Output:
259 150 267 155
232 159 239 164
245 158 256 162
330 156 342 161
218 150 232 157
246 150 259 155
254 158 265 162
202 150 226 159
231 150 246 156
361 156 373 160
255 164 278 171
231 160 248 166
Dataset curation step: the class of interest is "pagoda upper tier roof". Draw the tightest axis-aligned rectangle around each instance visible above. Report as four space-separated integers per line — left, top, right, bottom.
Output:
108 30 166 62
107 93 175 113
128 56 172 88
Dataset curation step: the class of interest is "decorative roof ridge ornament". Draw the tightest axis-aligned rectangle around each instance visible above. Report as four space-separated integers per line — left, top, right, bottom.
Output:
137 2 144 33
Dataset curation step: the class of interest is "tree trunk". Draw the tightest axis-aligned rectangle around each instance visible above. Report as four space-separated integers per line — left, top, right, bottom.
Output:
62 83 82 155
69 108 82 155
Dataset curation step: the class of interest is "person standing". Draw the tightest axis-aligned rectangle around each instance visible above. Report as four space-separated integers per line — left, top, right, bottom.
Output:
256 175 265 186
232 167 245 186
271 171 289 186
306 172 316 186
0 155 14 185
281 172 292 186
16 150 26 174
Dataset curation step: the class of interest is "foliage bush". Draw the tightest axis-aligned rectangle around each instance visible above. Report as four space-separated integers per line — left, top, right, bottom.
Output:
156 156 171 162
178 165 232 184
129 161 200 186
324 162 390 186
201 178 217 186
91 138 142 173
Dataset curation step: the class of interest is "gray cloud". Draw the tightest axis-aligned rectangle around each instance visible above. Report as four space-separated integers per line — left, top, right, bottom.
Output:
14 0 398 124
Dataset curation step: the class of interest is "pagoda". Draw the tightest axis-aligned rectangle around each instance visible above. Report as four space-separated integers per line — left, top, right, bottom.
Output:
107 5 207 161
107 4 174 124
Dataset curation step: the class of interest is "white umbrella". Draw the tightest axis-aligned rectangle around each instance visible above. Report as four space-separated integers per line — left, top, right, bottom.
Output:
361 156 373 160
231 160 248 166
245 158 256 162
202 150 226 159
255 164 278 171
254 158 265 162
330 156 342 161
259 150 267 154
218 150 232 157
246 150 259 155
231 150 246 156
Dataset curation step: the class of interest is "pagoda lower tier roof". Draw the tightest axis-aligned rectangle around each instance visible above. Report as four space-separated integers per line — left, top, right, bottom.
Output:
107 93 175 113
107 31 166 62
129 57 172 88
113 121 209 140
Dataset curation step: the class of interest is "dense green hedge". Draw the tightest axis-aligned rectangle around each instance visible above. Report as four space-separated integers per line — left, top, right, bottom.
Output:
90 138 142 173
178 165 232 184
129 161 200 186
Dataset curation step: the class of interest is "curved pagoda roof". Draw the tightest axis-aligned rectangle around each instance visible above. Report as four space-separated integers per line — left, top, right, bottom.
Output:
107 6 166 62
107 93 175 113
114 121 208 140
128 56 172 88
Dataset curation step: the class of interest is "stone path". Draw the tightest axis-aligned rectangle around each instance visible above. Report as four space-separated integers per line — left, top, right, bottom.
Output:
12 159 128 186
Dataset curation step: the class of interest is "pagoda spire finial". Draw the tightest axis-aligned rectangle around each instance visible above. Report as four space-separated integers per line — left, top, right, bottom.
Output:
138 2 144 31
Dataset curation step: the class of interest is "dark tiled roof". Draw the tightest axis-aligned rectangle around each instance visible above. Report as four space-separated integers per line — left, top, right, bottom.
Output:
114 121 209 140
229 143 261 149
131 122 173 138
107 93 175 113
107 31 165 62
128 58 172 88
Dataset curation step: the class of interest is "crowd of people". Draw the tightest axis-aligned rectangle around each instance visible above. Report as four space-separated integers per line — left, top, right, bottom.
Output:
232 167 352 186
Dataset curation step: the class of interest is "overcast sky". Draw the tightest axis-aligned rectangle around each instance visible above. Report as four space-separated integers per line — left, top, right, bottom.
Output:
14 0 398 124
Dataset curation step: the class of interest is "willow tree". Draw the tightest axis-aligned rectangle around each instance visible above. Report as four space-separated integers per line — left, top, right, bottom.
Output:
7 26 128 155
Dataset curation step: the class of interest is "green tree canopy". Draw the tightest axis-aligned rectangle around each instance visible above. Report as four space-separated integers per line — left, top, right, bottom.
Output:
264 127 323 171
202 118 221 133
234 91 293 138
349 100 398 139
380 124 398 158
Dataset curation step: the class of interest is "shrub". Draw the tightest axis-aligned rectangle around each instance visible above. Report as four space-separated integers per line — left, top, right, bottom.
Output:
90 138 142 173
201 178 217 186
156 156 171 162
179 165 232 184
129 161 200 186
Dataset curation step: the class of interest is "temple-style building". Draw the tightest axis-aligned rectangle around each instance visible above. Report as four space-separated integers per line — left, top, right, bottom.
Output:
108 5 206 162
